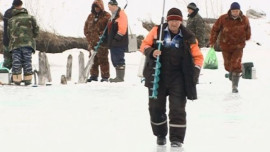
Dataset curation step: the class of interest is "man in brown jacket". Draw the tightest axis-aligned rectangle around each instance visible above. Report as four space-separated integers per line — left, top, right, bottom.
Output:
84 0 111 82
210 2 251 93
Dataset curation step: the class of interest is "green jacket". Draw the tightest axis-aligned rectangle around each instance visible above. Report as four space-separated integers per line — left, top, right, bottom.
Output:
8 8 39 51
187 11 205 48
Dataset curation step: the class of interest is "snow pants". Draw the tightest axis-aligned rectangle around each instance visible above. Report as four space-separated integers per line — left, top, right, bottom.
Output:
222 49 243 73
148 82 187 143
109 47 126 67
90 47 110 79
11 47 33 75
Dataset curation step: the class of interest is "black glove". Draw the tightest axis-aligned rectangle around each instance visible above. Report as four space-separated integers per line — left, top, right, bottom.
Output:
194 65 201 84
114 33 123 41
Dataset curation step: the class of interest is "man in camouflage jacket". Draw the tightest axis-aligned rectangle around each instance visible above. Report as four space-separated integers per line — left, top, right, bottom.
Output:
186 2 206 48
84 0 111 82
7 0 39 85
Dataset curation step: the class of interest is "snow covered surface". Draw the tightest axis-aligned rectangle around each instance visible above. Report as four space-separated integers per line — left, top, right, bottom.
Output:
1 0 270 152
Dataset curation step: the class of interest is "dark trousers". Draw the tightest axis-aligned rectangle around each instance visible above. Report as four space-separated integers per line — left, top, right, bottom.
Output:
148 81 187 143
110 47 126 67
11 47 33 75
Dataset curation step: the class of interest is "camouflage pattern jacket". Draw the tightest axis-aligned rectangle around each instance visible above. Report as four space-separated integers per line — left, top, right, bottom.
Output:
84 0 111 50
210 11 251 51
7 8 39 51
186 10 206 48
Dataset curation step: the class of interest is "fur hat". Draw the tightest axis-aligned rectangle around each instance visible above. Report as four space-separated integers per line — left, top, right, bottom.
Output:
108 0 118 5
230 2 240 10
12 0 23 7
187 2 198 11
167 8 183 21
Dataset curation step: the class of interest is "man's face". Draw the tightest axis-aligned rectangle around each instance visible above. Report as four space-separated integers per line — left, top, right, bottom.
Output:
108 4 116 12
231 9 240 17
187 8 193 15
94 6 101 13
168 20 182 33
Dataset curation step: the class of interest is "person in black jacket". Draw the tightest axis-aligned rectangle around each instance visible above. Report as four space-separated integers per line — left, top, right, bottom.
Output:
107 0 128 82
2 2 15 69
140 8 203 147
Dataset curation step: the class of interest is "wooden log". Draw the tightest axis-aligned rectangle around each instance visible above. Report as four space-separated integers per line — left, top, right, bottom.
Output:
44 52 52 82
61 75 67 84
66 54 72 81
38 52 52 85
78 52 85 83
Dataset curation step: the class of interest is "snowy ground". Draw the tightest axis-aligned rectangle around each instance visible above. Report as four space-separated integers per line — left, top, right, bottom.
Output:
1 0 270 151
1 42 270 152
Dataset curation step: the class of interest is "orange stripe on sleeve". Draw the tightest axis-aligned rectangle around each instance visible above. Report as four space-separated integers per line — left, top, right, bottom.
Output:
190 39 204 67
139 26 158 54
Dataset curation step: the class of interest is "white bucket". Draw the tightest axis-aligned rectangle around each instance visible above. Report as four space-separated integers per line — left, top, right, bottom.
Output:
0 73 11 84
251 67 256 79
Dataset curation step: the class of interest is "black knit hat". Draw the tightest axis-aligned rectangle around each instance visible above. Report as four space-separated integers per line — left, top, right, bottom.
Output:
108 0 118 5
230 2 240 10
167 8 183 21
187 2 198 11
12 0 23 7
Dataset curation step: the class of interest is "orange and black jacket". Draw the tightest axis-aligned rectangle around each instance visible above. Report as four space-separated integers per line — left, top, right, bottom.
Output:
107 8 128 48
140 24 204 100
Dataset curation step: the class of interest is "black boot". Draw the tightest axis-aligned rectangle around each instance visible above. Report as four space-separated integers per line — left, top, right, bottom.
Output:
232 72 240 93
157 136 166 146
100 78 109 82
87 76 98 82
229 72 232 81
171 141 182 147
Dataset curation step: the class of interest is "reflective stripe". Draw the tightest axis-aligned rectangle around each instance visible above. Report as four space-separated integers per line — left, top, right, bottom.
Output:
151 120 167 126
169 124 186 128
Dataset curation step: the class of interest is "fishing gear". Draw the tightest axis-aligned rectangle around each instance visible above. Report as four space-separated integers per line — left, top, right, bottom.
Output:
149 0 166 99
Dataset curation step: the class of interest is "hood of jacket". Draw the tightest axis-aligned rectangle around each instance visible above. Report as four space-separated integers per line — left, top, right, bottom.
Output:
12 8 28 16
91 0 105 14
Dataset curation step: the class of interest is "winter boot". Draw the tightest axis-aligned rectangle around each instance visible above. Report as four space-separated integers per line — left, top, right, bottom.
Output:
157 137 166 146
87 76 98 82
12 74 22 85
228 72 232 81
24 74 32 86
171 141 182 147
100 78 109 82
232 72 240 93
109 66 125 83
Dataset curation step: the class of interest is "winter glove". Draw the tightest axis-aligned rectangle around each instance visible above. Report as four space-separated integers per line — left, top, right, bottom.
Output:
114 33 123 41
194 65 201 84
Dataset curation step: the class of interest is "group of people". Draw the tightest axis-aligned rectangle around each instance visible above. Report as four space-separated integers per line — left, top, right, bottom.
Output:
2 0 251 148
84 0 128 83
2 0 129 84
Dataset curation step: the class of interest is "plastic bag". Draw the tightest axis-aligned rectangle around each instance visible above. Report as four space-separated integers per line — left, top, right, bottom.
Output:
203 48 218 69
137 54 146 78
